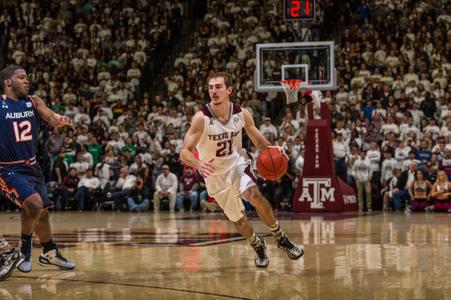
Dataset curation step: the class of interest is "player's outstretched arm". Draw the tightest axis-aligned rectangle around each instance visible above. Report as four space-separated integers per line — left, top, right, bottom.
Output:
179 111 214 177
30 95 74 128
242 108 272 151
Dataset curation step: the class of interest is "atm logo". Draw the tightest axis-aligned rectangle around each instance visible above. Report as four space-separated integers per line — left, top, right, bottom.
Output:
298 178 335 209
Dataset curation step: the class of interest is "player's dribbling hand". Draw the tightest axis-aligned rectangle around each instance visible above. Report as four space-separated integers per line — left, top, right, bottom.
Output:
198 159 215 178
55 115 74 128
268 146 288 160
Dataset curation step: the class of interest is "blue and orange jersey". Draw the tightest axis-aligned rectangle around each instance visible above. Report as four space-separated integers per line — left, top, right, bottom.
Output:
0 95 40 163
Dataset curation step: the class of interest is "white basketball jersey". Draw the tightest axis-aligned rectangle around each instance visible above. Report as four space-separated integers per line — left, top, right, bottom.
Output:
197 103 246 175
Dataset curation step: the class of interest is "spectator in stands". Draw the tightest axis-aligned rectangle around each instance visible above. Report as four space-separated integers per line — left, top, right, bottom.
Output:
153 165 178 212
127 176 150 212
58 167 80 211
409 170 432 212
352 150 373 212
416 140 433 166
394 141 411 169
129 155 149 182
402 150 420 171
51 150 68 185
294 147 305 176
70 153 90 176
46 127 65 157
176 167 200 212
347 145 360 185
80 145 94 168
74 168 100 211
393 162 417 212
111 166 137 211
381 149 397 188
333 132 349 182
381 168 400 211
86 135 102 166
430 171 451 213
259 117 277 137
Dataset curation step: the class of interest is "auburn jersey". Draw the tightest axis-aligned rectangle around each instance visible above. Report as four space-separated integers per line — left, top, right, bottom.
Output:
196 102 246 175
0 95 40 163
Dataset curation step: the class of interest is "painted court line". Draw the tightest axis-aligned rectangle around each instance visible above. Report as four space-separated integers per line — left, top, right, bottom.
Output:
11 275 254 300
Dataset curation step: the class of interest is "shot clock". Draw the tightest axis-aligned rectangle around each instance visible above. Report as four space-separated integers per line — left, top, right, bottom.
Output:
283 0 315 21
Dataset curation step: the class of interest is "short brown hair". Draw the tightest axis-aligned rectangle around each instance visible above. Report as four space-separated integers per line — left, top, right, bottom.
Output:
0 65 25 89
208 72 233 87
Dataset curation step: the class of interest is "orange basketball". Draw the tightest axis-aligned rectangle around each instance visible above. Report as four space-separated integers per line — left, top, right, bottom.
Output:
256 148 288 180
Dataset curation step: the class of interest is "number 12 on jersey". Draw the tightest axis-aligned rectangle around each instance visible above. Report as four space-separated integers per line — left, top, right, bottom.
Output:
13 120 33 142
216 140 233 157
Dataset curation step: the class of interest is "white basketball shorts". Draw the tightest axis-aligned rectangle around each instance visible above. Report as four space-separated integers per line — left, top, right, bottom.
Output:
204 157 257 222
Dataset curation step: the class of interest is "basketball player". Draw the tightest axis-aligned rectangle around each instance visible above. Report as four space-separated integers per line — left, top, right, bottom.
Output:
0 236 21 280
180 72 303 268
0 66 75 272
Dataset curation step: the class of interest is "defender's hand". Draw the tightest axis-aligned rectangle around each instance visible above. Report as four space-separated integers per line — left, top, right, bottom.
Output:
198 159 215 178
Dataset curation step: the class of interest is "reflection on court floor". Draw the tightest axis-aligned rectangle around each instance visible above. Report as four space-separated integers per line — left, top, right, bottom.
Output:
0 212 449 300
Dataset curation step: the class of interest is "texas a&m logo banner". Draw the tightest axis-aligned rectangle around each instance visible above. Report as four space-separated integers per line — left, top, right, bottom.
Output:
292 103 358 212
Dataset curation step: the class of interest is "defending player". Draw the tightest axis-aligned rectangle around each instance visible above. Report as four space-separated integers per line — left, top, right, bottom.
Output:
180 72 303 268
0 66 75 272
0 236 21 281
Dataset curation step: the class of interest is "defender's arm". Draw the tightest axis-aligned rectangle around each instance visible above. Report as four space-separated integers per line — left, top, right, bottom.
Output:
30 95 73 128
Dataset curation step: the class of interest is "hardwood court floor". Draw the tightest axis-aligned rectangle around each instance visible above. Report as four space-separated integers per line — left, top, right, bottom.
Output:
0 211 449 300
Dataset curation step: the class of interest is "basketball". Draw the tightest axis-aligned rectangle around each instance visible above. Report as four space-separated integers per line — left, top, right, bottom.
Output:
256 148 288 180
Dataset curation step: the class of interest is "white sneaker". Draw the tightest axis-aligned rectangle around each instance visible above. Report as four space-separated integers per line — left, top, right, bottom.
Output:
38 249 75 270
16 238 33 273
0 249 22 280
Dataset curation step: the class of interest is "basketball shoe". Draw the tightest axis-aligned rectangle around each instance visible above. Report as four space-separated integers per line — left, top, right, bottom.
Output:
277 233 304 260
251 236 269 268
0 248 22 280
16 238 33 273
38 249 76 270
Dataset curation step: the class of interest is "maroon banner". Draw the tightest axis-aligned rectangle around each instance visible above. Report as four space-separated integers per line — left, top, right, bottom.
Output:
292 103 358 212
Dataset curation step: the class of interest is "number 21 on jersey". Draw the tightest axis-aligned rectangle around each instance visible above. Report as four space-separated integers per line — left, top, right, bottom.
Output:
216 140 232 157
13 120 33 142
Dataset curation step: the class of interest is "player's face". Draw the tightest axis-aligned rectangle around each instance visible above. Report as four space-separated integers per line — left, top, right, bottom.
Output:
208 77 232 106
8 69 29 98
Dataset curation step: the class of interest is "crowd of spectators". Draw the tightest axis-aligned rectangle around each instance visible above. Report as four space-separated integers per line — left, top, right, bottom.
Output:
0 0 449 213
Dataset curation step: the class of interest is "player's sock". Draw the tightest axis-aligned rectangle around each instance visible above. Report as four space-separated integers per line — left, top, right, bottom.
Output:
17 233 33 272
248 233 268 268
269 221 284 241
41 239 57 254
20 233 32 250
248 233 262 247
20 233 32 257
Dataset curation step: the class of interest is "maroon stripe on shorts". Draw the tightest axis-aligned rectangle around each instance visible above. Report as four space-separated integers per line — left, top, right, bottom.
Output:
244 164 257 184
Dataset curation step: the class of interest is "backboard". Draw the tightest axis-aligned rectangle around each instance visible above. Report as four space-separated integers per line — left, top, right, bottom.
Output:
255 41 336 92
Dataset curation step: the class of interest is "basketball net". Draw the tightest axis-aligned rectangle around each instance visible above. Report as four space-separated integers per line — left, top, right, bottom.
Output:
280 80 311 104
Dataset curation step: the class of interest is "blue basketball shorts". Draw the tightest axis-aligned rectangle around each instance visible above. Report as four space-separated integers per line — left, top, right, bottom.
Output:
0 164 53 209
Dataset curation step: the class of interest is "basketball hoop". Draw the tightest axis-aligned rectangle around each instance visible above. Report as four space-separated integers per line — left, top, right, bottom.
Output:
280 79 309 104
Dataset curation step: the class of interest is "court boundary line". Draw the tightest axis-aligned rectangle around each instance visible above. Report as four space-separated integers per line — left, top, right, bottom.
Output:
11 275 254 300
